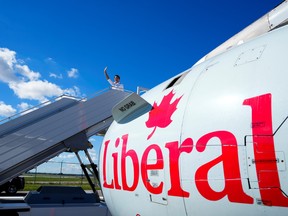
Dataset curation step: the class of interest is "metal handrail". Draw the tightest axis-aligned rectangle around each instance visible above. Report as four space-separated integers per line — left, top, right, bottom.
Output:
0 87 134 125
0 94 83 125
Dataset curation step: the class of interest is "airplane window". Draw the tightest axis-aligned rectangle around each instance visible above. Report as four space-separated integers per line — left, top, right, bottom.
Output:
166 76 180 89
165 71 188 89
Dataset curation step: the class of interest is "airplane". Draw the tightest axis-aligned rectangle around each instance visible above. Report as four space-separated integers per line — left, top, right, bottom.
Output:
99 1 288 215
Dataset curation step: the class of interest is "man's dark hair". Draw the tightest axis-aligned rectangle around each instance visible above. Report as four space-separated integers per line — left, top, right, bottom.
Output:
115 75 120 79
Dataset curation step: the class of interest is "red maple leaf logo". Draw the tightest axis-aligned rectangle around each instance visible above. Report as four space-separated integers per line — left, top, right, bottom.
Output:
145 90 183 140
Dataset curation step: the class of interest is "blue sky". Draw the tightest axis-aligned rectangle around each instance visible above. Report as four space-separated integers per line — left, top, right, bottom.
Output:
0 0 283 173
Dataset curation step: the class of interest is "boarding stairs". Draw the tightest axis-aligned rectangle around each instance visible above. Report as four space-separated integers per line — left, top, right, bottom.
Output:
0 89 131 187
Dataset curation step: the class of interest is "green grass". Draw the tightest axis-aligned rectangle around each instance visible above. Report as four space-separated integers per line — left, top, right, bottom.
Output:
24 184 94 191
23 173 100 191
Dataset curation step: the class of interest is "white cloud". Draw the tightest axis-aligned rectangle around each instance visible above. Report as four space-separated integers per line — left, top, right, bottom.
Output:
9 80 63 102
67 68 78 78
0 47 83 105
45 57 56 64
49 72 63 79
15 64 41 81
89 137 96 142
87 148 98 161
0 49 18 83
0 48 16 68
63 86 83 98
0 101 17 117
58 153 76 160
17 102 38 115
17 102 35 111
17 102 31 111
63 163 82 174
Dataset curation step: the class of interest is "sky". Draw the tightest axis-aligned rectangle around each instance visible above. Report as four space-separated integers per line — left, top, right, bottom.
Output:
0 0 284 174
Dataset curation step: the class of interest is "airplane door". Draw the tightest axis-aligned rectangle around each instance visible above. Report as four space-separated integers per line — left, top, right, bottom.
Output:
246 117 288 206
144 64 207 215
273 118 288 195
180 58 256 215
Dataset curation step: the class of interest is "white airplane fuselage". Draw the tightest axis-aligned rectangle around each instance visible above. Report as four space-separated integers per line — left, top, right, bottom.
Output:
99 6 288 216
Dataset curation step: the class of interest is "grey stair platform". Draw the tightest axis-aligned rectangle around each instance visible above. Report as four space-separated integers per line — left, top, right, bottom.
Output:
0 89 131 185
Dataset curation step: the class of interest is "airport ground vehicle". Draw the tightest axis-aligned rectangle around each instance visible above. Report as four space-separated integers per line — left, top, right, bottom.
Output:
0 177 25 195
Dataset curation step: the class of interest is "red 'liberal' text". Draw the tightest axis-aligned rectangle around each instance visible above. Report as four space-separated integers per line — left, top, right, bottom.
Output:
102 93 288 207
